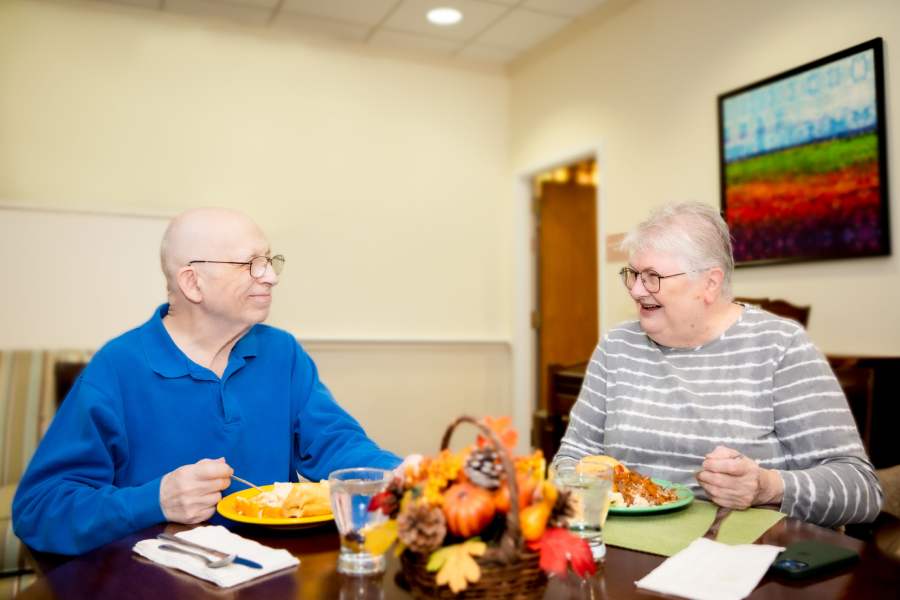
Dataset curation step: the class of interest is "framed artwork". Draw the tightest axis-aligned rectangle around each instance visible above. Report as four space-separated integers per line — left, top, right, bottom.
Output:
718 38 890 266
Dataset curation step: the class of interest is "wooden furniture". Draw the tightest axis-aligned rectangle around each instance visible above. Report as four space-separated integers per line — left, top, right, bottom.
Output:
734 297 811 327
16 516 900 600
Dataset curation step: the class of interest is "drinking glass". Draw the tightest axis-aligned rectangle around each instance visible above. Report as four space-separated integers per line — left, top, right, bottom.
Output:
549 459 613 560
329 468 393 575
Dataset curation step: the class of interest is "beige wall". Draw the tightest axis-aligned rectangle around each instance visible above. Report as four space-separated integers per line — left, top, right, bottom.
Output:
511 0 900 355
0 0 513 455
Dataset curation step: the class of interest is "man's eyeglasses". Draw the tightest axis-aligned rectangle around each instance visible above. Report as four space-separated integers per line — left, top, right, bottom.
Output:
189 255 285 278
619 267 686 293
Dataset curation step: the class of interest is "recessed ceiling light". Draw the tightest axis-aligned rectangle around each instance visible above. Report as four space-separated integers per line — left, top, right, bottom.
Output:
427 8 463 26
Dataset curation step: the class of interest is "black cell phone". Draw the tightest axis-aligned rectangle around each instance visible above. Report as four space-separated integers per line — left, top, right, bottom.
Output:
768 540 859 580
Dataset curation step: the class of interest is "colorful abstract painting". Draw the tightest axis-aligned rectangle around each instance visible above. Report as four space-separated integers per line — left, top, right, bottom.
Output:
719 39 890 266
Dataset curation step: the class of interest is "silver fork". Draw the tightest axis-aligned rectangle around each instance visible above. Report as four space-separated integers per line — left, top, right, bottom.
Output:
158 544 236 568
663 453 745 491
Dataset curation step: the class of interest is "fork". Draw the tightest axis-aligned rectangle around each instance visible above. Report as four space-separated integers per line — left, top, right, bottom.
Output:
663 453 745 491
158 544 236 568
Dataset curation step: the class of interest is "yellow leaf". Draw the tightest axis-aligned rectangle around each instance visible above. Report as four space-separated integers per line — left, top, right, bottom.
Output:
363 520 398 556
394 539 408 557
433 540 485 593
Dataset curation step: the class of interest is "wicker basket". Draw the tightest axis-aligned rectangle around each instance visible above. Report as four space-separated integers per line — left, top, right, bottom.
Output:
399 415 548 600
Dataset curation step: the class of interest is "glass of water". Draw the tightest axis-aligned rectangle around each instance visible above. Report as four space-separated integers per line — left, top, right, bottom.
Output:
329 468 393 575
549 458 613 561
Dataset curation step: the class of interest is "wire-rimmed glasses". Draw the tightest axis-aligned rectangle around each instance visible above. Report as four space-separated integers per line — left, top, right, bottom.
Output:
619 267 686 293
188 255 285 278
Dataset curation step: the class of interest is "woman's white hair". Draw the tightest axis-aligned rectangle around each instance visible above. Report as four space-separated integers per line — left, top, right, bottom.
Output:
621 201 735 298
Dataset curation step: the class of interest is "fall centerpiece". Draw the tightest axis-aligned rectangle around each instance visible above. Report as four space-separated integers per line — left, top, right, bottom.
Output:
365 415 596 600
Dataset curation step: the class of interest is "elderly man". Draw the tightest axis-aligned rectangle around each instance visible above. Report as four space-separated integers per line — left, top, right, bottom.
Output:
13 208 403 554
555 201 881 527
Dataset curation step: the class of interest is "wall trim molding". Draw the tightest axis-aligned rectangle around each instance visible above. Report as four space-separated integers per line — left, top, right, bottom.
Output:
0 200 177 220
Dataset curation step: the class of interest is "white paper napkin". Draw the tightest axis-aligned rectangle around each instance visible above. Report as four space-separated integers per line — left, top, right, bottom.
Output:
635 538 785 600
133 526 300 588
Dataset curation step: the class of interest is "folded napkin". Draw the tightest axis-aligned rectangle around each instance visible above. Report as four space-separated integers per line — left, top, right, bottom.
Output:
635 537 785 600
133 526 299 588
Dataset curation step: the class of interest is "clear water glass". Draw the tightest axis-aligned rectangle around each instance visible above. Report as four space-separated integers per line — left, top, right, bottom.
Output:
329 468 393 575
549 458 613 561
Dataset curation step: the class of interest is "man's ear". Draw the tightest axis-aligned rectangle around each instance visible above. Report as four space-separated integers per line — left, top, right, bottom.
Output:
704 268 725 304
176 266 203 304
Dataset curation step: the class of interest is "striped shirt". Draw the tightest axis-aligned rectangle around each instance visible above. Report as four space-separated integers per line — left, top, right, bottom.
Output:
556 306 882 527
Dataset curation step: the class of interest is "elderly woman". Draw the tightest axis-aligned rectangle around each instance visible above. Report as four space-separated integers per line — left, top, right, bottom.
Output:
556 201 881 527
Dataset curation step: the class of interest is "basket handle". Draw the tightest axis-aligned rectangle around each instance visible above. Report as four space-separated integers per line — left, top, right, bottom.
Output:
440 415 523 561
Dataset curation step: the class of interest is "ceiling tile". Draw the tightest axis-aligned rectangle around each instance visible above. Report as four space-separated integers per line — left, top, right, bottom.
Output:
92 0 162 8
455 43 520 63
165 0 270 25
476 8 571 50
279 0 398 26
522 0 609 18
369 29 462 54
383 0 509 41
272 12 370 42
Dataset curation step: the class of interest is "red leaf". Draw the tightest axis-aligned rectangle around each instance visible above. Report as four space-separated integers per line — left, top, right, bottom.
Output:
538 528 596 579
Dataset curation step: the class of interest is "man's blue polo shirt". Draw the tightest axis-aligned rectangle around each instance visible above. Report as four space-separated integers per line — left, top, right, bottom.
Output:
12 304 401 555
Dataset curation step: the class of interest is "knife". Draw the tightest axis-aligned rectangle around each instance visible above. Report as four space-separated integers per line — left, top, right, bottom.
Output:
157 533 263 569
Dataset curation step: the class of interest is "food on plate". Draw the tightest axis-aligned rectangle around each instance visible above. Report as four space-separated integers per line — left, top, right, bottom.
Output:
577 455 679 508
235 482 332 519
613 469 678 507
282 482 332 518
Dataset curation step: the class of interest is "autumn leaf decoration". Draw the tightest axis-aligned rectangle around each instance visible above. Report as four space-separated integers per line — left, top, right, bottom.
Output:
537 528 596 579
427 539 487 593
363 520 399 557
477 416 518 453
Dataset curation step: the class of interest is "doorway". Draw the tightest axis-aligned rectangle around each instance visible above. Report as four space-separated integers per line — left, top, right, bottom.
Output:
532 160 600 459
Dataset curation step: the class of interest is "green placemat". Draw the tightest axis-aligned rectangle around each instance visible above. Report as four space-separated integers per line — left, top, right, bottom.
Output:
603 500 786 557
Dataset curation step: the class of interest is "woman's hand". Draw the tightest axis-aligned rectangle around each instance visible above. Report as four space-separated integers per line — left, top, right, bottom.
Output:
694 446 783 509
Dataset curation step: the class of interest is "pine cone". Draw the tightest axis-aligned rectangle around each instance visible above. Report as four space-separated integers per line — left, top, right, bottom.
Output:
547 487 578 529
397 503 447 554
464 447 504 490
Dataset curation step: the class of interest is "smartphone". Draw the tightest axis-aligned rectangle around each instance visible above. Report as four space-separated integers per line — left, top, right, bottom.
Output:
768 540 859 580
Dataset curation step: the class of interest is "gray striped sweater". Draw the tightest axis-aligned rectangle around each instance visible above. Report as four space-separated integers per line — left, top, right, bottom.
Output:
556 306 882 527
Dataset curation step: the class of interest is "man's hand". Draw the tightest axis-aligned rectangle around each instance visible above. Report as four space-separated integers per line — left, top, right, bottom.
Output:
694 446 783 510
160 457 233 524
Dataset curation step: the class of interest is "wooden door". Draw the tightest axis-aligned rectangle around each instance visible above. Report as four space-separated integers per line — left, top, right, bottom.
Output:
533 169 599 456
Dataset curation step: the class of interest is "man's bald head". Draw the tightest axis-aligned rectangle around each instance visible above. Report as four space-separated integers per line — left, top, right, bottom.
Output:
160 208 266 293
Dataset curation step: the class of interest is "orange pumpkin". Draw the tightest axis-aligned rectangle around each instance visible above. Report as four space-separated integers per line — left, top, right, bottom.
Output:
443 483 496 538
493 472 539 514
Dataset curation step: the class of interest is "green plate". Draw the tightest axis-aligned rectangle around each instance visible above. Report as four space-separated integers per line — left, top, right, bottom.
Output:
608 478 694 515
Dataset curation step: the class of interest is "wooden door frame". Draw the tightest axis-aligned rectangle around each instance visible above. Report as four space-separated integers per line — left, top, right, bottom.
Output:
511 142 608 455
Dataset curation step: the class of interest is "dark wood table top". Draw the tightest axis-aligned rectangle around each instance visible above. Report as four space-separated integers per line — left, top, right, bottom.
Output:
17 515 900 600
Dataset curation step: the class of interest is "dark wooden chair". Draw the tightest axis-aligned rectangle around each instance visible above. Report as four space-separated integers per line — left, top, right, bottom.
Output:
734 296 811 327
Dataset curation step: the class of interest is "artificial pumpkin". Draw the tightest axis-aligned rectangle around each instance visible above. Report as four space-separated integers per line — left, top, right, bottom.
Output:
493 472 539 514
443 483 496 538
520 481 558 542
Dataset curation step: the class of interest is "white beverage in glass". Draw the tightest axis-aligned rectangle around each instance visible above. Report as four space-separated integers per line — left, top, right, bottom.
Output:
329 468 392 575
550 459 613 560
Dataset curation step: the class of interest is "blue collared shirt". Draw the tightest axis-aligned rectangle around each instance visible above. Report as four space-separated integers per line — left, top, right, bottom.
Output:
13 305 401 554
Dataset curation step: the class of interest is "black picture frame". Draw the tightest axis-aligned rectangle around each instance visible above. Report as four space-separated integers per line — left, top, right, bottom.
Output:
718 38 890 267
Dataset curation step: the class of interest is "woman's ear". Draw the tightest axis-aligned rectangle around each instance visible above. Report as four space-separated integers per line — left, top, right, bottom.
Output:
177 266 203 304
704 268 725 304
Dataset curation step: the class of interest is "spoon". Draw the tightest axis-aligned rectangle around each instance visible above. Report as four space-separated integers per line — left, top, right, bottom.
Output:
231 475 266 493
158 544 236 568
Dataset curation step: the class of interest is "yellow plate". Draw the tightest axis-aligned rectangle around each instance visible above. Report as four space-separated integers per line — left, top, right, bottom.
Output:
217 484 334 530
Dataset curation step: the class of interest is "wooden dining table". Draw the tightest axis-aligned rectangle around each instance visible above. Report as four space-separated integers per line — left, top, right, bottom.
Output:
15 514 900 600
